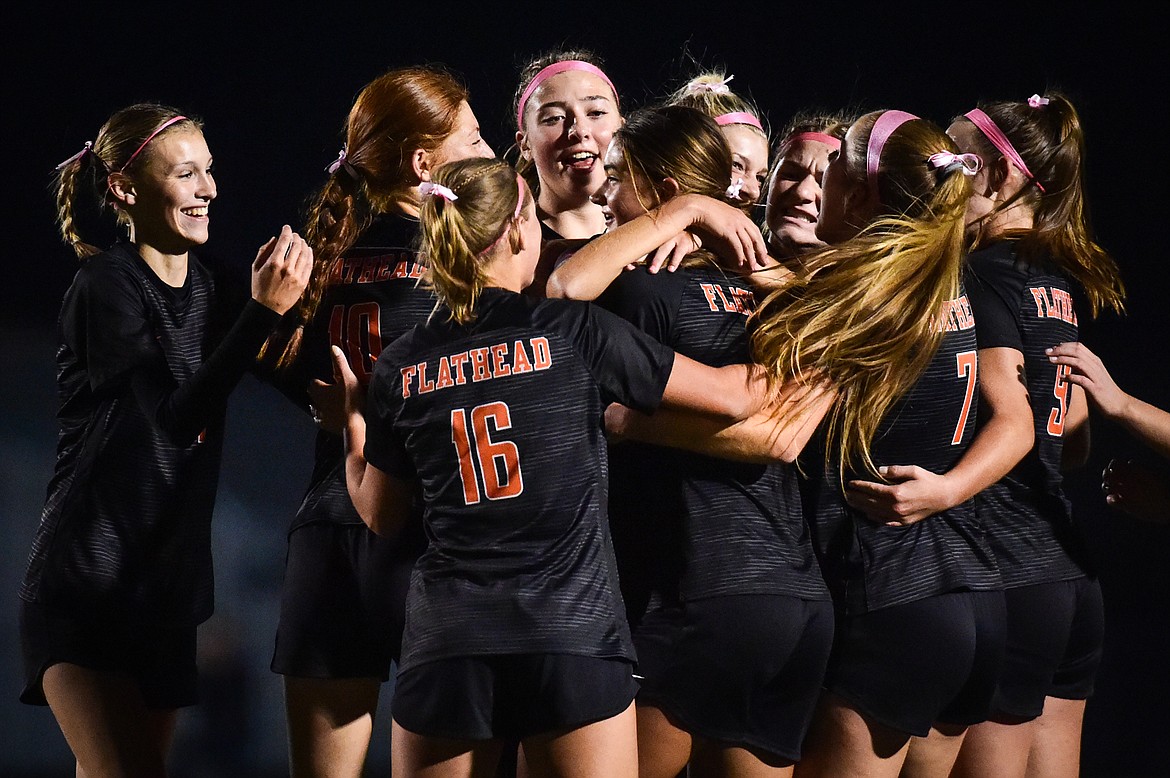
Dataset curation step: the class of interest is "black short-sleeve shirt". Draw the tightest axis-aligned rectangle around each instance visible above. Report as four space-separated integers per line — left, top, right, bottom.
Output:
965 241 1088 586
364 287 674 671
598 264 828 603
809 285 1001 614
290 214 436 530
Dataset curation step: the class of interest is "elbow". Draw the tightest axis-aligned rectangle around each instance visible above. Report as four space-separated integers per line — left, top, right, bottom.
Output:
773 437 805 465
365 515 400 538
544 272 572 300
353 497 405 539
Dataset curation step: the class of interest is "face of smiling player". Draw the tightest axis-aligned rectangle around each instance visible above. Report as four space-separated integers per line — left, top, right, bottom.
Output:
517 69 621 216
722 123 769 206
119 128 216 255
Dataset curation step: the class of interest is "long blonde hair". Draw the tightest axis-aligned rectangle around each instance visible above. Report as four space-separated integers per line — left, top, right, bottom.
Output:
750 111 973 477
420 159 531 324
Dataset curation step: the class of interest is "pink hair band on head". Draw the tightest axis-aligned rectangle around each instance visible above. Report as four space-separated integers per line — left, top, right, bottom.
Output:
517 60 619 128
866 110 920 199
715 111 764 131
120 115 188 172
783 131 841 151
479 175 528 257
964 109 1046 193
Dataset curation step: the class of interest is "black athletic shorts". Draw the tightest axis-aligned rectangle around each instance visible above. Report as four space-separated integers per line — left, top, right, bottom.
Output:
639 594 834 763
271 521 424 679
826 590 1006 737
19 599 198 709
392 654 638 741
993 577 1104 719
631 601 684 688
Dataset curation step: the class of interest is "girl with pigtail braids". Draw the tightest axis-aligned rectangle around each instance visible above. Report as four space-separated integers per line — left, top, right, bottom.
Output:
332 155 776 778
21 103 310 776
946 93 1125 778
265 66 495 778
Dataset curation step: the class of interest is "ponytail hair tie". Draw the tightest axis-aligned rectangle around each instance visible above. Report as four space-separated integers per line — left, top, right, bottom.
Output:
1027 94 1050 108
54 140 93 171
419 181 459 202
326 147 358 178
688 75 733 95
927 152 983 176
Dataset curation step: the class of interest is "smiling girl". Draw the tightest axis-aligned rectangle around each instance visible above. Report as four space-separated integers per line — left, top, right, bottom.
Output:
513 49 622 243
667 72 770 208
20 103 309 776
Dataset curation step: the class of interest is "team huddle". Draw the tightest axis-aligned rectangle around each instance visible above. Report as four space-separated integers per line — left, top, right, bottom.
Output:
22 48 1142 778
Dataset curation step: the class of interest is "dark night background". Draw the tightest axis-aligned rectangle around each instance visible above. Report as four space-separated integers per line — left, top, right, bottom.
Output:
2 3 1167 775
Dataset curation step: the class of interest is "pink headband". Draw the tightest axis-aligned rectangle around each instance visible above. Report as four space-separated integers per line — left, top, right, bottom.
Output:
715 111 764 131
782 131 841 151
479 175 528 257
866 110 919 200
964 108 1046 193
517 60 619 128
121 115 188 172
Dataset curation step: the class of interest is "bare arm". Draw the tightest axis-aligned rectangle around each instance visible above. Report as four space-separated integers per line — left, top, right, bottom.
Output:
333 346 416 537
659 354 775 423
844 346 1036 525
1048 341 1170 460
1062 383 1091 470
607 380 833 463
546 194 768 301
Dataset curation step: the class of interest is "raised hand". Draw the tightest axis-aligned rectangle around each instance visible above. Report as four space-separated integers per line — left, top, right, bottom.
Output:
252 225 312 314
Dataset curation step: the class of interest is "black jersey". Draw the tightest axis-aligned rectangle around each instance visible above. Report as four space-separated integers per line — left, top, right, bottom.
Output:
966 241 1088 586
364 287 675 671
598 264 827 602
291 215 435 529
811 286 1000 614
21 243 279 624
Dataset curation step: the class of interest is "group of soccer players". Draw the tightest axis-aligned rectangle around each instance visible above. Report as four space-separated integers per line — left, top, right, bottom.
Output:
22 47 1161 778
